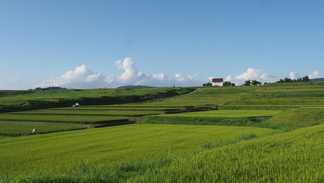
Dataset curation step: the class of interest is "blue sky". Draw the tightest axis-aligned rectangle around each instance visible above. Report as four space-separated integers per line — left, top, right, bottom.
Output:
1 0 323 89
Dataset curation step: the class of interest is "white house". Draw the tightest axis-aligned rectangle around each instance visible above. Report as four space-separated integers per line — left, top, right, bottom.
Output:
212 78 223 86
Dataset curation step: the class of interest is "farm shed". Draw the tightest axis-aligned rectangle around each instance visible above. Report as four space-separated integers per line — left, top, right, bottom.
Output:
212 78 223 86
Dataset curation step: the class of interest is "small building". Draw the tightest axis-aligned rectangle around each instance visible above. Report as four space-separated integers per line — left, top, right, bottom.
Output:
212 78 223 86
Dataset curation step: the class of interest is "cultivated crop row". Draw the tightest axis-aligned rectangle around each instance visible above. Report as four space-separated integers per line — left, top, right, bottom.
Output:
0 122 85 137
123 123 324 182
143 110 279 126
0 114 128 124
11 110 161 117
0 124 273 177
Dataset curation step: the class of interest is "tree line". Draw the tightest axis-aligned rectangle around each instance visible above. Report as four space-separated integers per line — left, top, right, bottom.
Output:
203 76 310 87
276 76 309 83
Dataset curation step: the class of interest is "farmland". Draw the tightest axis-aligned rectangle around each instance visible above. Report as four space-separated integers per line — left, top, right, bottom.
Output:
0 122 86 137
0 87 196 112
0 124 273 178
1 82 324 182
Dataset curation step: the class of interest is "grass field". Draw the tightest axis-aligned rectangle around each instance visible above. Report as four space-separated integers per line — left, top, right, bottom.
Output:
52 106 182 111
0 114 128 124
0 87 196 112
160 110 280 117
1 83 324 182
143 110 280 127
264 109 324 127
0 124 273 178
0 122 86 137
11 110 161 117
120 123 324 183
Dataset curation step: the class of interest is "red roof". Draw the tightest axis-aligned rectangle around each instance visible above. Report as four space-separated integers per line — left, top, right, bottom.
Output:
212 78 223 82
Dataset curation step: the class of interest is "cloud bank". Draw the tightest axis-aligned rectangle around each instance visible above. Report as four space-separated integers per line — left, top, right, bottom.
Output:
39 65 106 89
308 71 320 79
1 58 322 90
38 57 203 89
0 75 22 90
224 68 279 85
223 69 323 85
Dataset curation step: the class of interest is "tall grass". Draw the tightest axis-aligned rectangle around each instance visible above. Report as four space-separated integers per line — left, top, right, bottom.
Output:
125 123 324 182
264 109 324 127
6 124 324 182
0 124 273 178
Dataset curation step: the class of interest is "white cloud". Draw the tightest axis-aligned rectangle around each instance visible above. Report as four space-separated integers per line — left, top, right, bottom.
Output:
115 57 138 81
107 58 202 87
308 71 320 79
36 59 324 89
224 68 279 85
289 72 299 79
39 65 106 89
39 57 203 89
0 75 22 90
235 68 262 80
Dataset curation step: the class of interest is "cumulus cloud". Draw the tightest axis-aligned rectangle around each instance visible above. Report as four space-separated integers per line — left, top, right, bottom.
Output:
286 71 322 80
224 68 279 85
289 72 299 80
39 65 106 89
106 58 202 87
308 71 320 79
39 57 203 89
115 57 138 81
0 75 22 90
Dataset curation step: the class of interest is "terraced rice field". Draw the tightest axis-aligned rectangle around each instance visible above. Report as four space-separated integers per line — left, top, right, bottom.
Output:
11 110 161 117
124 123 324 183
0 122 86 136
143 110 280 126
0 114 128 124
1 83 324 182
0 124 273 177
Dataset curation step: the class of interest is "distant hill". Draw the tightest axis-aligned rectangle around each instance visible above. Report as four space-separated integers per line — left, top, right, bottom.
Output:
117 85 155 88
310 78 324 82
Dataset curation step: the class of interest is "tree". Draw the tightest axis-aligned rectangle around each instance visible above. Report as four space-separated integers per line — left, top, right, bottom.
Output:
203 82 212 87
276 75 310 83
251 80 261 86
223 81 232 86
244 80 251 86
302 76 310 82
284 77 292 82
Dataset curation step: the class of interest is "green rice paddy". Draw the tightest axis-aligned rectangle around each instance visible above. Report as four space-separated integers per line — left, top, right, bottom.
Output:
0 124 273 177
1 82 324 182
11 110 161 117
0 122 86 137
0 114 128 124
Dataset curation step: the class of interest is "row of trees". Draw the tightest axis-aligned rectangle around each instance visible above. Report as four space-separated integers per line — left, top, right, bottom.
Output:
277 76 310 83
243 80 261 86
202 81 235 87
203 76 310 87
